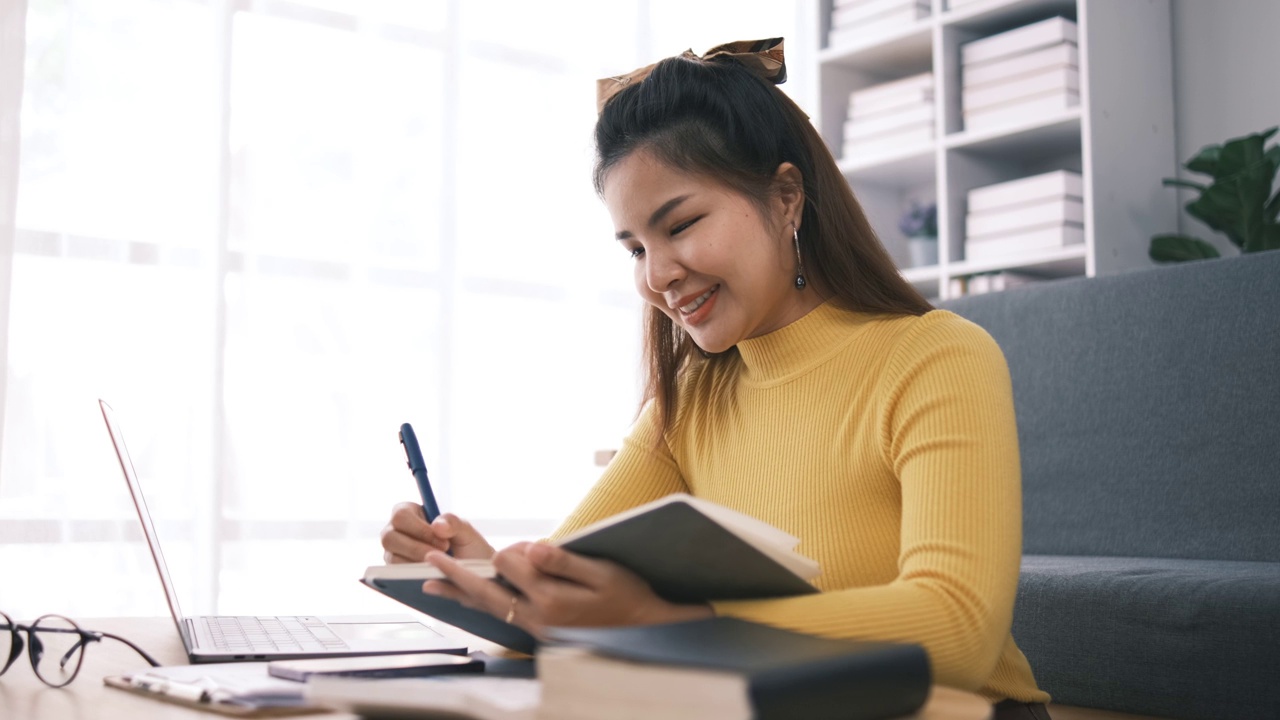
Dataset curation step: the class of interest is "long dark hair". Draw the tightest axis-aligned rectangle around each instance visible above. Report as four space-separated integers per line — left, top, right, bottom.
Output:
594 52 933 435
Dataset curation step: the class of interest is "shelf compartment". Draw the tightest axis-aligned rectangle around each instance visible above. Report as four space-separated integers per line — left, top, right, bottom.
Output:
940 0 1077 33
900 265 941 300
840 144 935 187
901 264 942 283
949 244 1086 277
819 20 933 75
944 108 1080 156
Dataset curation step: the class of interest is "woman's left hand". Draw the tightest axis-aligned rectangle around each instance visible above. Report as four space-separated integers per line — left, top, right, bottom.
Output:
421 542 712 637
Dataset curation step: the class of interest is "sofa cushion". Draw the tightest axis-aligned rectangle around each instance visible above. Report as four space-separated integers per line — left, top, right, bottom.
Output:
1014 555 1280 719
942 252 1280 561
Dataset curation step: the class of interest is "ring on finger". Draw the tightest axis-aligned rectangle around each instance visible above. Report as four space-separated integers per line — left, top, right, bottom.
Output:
505 594 519 624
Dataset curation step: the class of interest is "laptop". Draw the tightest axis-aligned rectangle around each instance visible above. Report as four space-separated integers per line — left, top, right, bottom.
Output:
99 399 470 663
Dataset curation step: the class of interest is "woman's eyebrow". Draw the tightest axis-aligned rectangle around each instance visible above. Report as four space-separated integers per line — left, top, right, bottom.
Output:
616 194 692 240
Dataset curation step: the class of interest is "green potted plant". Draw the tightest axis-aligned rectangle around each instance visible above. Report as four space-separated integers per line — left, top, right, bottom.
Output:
899 201 938 267
1150 126 1280 262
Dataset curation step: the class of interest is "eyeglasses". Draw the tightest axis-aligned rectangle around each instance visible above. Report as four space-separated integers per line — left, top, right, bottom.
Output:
1 611 161 688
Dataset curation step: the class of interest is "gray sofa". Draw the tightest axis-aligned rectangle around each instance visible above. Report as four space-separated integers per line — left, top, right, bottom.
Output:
941 251 1280 720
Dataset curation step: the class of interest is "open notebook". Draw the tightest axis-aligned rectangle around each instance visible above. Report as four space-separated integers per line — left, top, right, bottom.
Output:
361 493 821 653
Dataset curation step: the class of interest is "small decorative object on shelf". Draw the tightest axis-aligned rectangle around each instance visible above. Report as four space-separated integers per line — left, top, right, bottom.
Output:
828 0 930 49
1149 126 1280 262
899 201 938 267
960 17 1079 132
843 73 935 162
964 170 1083 262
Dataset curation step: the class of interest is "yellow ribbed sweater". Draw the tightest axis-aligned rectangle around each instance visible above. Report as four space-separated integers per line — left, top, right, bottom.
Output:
550 301 1048 703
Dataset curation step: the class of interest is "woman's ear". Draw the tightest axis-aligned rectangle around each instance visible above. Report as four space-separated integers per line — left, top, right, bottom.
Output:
772 162 805 229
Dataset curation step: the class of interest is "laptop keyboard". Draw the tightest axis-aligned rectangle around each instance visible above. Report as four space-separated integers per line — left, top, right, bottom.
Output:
204 616 349 653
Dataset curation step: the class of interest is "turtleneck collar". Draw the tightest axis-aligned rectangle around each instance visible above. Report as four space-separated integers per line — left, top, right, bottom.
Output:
734 300 875 385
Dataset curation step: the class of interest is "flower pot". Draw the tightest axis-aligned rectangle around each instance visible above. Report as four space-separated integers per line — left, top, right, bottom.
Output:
908 236 938 267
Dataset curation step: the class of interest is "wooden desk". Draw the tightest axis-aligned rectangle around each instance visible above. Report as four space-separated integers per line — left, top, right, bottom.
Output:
0 617 993 719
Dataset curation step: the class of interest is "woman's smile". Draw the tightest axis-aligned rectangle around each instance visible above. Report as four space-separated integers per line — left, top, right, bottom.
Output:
674 285 719 326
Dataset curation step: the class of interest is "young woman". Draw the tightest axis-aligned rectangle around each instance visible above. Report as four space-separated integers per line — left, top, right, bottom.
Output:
380 38 1051 719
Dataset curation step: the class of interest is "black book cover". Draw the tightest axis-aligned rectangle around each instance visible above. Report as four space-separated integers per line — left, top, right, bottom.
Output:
545 618 932 720
361 578 539 655
557 501 818 603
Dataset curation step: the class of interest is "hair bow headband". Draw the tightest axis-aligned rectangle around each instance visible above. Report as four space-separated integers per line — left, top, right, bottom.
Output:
595 37 787 114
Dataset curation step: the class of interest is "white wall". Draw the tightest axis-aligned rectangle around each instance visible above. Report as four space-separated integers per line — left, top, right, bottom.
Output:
1171 0 1280 248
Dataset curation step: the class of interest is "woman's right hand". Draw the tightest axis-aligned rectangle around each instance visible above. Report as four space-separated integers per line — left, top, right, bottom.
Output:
380 503 496 563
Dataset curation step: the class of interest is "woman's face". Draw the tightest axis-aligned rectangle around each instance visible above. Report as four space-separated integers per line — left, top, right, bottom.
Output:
603 150 816 354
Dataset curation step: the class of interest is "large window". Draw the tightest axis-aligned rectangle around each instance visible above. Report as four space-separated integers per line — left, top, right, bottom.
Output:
0 0 811 619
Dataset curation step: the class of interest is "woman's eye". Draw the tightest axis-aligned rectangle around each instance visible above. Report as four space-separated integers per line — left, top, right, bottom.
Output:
671 216 702 235
628 246 644 259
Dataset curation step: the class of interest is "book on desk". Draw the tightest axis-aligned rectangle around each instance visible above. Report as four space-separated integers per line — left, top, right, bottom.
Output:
305 617 931 720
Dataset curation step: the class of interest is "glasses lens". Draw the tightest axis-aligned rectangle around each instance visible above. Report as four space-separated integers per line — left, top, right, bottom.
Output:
30 615 87 687
0 612 16 675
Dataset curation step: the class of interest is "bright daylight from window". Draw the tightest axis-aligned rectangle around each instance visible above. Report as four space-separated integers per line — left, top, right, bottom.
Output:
0 0 811 619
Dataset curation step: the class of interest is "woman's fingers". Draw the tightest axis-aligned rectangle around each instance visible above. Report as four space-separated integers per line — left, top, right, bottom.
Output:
424 552 512 619
492 544 559 598
431 514 496 560
516 542 617 587
380 502 449 562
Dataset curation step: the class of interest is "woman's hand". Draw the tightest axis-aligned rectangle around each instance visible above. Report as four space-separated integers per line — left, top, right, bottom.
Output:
380 503 496 562
421 542 713 637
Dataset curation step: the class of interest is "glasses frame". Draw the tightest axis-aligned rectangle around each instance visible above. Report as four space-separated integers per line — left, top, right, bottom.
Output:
1 611 161 688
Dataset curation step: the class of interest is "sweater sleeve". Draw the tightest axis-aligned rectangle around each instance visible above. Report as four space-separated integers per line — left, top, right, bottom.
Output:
711 316 1023 691
548 401 690 541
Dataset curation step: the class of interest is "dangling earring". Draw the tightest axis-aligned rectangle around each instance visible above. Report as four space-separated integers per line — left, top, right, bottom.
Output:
792 222 807 291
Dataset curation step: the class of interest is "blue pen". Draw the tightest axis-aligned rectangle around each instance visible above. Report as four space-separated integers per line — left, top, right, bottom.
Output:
399 423 442 523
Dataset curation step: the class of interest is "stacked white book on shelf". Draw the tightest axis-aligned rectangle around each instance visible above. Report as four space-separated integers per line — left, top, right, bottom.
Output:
964 170 1084 262
960 17 1079 132
828 0 930 49
843 72 934 161
947 0 998 11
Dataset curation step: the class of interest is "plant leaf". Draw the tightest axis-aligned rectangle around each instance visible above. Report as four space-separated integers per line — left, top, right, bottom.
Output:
1162 178 1207 192
1267 187 1280 223
1216 131 1268 178
1150 234 1221 262
1184 144 1221 176
1265 143 1280 174
1196 139 1272 248
1263 224 1280 252
1185 193 1239 245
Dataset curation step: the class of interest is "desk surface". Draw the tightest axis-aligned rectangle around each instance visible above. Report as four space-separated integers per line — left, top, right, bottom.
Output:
0 617 993 719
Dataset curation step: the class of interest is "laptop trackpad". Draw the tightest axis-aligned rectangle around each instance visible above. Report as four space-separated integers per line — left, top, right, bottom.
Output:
327 621 444 649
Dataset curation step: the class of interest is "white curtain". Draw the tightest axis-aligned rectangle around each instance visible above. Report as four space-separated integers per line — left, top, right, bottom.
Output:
0 0 810 620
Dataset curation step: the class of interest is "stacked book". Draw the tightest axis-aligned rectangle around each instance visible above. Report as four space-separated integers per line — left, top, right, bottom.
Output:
828 0 930 48
843 72 935 161
960 17 1079 132
964 170 1084 262
538 619 931 720
947 0 996 10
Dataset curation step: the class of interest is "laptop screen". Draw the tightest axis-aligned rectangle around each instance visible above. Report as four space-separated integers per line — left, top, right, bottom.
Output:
99 399 192 645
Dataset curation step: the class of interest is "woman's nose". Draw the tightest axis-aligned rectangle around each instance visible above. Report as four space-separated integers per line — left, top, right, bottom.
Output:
644 246 686 294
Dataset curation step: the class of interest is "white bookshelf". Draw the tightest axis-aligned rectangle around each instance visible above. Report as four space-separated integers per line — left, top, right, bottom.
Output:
815 0 1177 300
